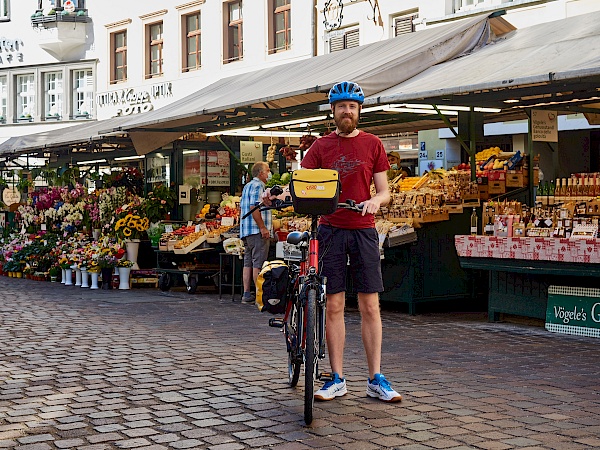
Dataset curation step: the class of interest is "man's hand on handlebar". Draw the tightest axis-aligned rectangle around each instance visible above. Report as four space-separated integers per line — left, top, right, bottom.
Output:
262 185 289 206
357 197 381 216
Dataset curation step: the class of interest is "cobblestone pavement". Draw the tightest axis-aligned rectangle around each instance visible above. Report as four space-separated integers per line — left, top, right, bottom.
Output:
1 278 600 450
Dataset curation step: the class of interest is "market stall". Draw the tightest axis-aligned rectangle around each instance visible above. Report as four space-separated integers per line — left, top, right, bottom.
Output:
456 173 600 325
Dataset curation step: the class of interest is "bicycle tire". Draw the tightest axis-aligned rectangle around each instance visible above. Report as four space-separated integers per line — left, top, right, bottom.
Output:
286 300 301 387
304 287 318 425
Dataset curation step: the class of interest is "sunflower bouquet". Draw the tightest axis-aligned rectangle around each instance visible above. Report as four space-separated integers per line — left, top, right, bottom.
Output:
113 198 149 241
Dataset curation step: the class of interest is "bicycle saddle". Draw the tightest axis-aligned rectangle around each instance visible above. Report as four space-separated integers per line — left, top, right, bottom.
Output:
287 231 310 245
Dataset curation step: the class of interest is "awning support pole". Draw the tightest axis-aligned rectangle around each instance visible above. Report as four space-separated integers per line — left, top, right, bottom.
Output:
432 105 476 180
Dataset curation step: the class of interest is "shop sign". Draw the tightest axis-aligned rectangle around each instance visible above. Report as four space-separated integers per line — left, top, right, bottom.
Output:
323 0 344 31
0 37 24 65
96 82 173 116
546 285 600 338
2 187 20 206
240 141 263 164
531 109 558 142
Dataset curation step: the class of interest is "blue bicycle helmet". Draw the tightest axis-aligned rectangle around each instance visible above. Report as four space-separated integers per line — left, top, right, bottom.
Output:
328 81 365 105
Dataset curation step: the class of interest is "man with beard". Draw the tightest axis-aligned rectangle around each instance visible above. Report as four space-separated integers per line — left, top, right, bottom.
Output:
300 81 402 403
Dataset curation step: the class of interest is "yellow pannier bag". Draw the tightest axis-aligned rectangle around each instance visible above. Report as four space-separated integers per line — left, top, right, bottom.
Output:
289 169 340 215
256 260 289 314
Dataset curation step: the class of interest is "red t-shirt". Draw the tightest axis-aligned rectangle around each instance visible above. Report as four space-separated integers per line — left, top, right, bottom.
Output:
301 130 389 229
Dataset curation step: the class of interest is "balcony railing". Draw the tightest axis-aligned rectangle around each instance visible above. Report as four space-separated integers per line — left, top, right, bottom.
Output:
31 9 90 27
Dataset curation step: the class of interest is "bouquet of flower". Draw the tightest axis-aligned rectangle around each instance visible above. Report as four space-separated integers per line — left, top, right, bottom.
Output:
114 213 150 240
116 259 134 268
145 183 176 223
97 251 117 269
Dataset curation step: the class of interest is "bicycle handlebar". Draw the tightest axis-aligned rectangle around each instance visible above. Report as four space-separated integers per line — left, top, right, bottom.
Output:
241 185 364 220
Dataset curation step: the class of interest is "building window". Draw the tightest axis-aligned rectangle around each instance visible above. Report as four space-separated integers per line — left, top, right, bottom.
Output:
111 30 127 84
329 27 359 53
393 12 417 37
224 1 243 63
0 0 9 21
73 69 93 117
146 22 164 78
183 12 201 72
16 74 35 120
269 0 291 54
0 76 6 121
44 71 63 119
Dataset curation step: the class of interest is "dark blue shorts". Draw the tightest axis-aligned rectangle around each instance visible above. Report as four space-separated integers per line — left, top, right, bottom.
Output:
318 225 383 295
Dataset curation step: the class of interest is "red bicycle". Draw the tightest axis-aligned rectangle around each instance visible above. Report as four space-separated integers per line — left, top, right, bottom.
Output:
250 184 362 424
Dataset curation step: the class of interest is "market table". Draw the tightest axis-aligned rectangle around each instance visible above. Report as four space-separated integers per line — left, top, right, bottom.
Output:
456 235 600 321
374 210 476 314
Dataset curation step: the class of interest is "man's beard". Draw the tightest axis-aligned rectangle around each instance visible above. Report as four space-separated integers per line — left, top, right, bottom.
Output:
334 113 359 134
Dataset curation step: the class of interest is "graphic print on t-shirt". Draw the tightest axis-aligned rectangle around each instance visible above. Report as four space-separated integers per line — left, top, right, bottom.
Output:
331 155 363 179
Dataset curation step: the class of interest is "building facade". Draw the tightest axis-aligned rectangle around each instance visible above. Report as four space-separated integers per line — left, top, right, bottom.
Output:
1 0 598 146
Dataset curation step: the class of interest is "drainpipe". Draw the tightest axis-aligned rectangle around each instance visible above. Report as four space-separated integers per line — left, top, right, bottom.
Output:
313 0 318 56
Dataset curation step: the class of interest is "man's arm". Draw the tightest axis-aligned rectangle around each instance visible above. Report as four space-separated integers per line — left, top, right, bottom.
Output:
358 171 390 216
251 208 270 238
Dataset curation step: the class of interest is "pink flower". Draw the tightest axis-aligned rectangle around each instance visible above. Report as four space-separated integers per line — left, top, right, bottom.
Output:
161 200 166 205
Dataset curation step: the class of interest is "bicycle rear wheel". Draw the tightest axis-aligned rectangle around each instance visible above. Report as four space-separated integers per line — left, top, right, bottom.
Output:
286 300 301 387
304 287 318 425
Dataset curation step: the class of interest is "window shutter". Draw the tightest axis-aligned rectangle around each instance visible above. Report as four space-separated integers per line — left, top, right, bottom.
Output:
395 14 416 37
345 28 359 48
329 34 344 53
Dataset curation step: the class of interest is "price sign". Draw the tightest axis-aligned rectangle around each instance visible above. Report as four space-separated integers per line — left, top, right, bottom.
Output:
164 224 174 233
418 151 427 159
221 216 235 227
435 150 445 160
187 221 193 227
195 224 201 232
41 224 46 231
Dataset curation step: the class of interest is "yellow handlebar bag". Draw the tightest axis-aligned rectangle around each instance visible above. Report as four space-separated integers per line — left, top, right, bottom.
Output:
289 169 340 215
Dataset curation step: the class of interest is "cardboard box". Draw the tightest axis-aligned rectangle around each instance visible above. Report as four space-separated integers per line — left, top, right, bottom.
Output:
476 175 488 185
488 170 506 181
488 180 506 195
506 172 529 188
173 235 206 254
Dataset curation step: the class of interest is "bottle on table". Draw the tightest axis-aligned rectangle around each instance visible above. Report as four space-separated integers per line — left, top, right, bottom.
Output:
484 206 494 236
470 207 478 236
548 179 555 206
554 178 562 203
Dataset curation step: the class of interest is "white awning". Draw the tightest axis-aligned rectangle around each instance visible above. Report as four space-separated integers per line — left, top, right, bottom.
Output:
369 10 600 111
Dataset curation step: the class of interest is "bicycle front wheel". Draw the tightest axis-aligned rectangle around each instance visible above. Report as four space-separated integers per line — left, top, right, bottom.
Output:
304 288 318 425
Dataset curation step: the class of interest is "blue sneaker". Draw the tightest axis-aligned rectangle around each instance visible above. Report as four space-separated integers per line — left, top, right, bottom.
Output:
366 373 402 402
314 373 347 401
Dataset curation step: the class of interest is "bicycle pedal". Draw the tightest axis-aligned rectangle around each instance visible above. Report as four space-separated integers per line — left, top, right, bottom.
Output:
268 318 285 328
319 372 334 382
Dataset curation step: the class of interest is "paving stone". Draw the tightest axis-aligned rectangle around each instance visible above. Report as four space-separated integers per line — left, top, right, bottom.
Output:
2 282 600 450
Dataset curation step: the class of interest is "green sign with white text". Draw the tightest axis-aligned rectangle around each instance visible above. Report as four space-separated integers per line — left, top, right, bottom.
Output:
546 286 600 338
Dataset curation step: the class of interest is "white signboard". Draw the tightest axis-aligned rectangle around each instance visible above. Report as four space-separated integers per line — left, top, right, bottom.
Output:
2 187 20 206
532 110 558 142
63 0 76 13
240 141 263 164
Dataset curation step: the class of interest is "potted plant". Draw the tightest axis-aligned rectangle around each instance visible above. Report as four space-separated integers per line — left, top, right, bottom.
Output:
116 258 134 290
145 183 177 224
48 265 60 282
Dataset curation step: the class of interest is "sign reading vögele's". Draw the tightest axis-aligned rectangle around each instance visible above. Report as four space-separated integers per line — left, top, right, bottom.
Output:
546 286 600 338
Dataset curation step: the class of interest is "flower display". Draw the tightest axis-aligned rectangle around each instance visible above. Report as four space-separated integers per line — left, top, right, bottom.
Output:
112 196 149 241
145 183 176 223
114 213 149 240
116 259 134 268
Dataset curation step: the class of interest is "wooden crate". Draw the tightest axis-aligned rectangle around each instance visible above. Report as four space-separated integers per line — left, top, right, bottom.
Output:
506 172 529 188
478 185 489 200
488 180 506 195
